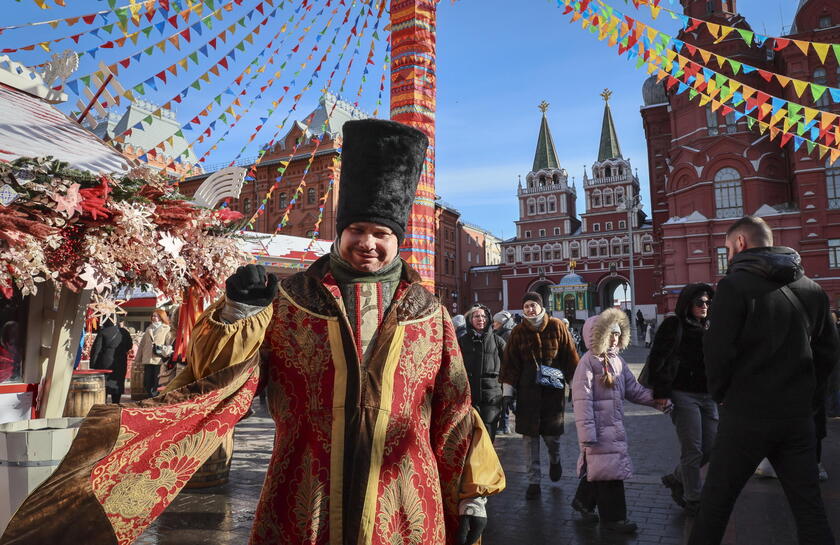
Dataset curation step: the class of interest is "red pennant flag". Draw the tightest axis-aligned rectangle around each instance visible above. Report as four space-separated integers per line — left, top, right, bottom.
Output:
119 58 131 68
101 41 115 49
156 71 167 83
71 34 83 43
219 57 228 69
168 15 178 28
82 14 96 24
685 43 697 56
687 18 703 32
209 38 218 49
757 70 773 82
256 2 264 14
779 133 793 147
773 38 790 51
180 28 191 41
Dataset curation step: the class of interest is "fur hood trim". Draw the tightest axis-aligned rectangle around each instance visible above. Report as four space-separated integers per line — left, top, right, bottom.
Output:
583 308 631 356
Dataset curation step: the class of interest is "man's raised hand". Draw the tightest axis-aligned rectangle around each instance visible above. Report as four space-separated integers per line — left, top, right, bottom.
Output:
225 264 278 307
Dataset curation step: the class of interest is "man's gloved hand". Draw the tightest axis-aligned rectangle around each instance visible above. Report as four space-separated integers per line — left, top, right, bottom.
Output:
457 513 487 545
225 264 278 307
501 395 514 414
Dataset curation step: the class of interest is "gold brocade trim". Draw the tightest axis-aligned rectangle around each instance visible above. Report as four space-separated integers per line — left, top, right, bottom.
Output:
278 284 338 321
357 324 405 545
327 320 348 545
398 306 439 326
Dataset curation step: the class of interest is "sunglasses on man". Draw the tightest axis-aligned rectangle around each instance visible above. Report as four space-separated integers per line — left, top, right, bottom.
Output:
693 298 711 308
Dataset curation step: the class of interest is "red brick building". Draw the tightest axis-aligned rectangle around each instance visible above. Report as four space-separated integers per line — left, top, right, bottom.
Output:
641 0 840 312
485 99 657 323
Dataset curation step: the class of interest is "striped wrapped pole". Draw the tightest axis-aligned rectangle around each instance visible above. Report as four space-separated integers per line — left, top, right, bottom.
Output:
390 0 437 288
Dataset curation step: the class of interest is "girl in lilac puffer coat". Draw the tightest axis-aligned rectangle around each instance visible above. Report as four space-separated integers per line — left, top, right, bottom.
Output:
570 308 670 534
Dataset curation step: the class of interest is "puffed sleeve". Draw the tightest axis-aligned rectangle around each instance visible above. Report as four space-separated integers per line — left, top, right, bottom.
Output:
163 297 273 392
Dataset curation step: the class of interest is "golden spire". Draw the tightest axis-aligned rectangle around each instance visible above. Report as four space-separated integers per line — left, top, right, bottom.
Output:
600 88 613 102
538 100 550 113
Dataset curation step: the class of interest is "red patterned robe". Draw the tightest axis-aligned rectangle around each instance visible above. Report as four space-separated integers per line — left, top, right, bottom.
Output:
0 258 504 545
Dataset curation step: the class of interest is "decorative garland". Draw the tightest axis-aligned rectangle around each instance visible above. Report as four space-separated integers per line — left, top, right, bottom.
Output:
0 157 248 305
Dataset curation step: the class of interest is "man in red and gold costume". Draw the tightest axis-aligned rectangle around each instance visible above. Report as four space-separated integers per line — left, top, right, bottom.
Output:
2 119 504 545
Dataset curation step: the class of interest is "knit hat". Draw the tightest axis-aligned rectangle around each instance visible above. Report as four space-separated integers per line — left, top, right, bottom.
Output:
335 119 429 243
522 292 543 308
493 310 513 327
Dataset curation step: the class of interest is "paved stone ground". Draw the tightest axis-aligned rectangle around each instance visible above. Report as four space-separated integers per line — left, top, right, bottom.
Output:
136 345 840 544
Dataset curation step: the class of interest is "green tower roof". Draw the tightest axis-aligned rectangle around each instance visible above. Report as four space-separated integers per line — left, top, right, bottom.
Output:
597 89 623 162
532 102 561 172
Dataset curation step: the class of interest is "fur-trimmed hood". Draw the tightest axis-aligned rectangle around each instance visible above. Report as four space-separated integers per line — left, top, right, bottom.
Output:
582 308 631 356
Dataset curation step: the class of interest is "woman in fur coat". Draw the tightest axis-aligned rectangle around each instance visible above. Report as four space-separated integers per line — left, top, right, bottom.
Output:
570 308 670 534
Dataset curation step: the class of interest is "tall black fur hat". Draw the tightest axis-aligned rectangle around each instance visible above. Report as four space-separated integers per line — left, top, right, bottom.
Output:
336 119 429 242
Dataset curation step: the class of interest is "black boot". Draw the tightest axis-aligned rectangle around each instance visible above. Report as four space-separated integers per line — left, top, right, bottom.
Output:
549 462 562 482
571 498 599 523
525 484 541 500
662 473 686 508
601 520 638 534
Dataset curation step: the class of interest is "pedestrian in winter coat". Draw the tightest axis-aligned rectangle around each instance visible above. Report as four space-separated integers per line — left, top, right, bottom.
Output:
452 314 467 338
460 304 506 442
688 216 840 545
644 322 652 347
89 319 133 403
570 308 670 534
134 309 174 397
500 292 579 499
646 283 717 515
492 310 514 342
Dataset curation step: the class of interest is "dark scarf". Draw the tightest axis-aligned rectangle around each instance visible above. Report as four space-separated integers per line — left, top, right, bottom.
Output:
328 243 403 319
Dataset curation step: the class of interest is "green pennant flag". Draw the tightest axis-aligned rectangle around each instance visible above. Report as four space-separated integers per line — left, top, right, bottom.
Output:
719 86 731 101
635 56 645 69
238 17 246 27
788 103 802 117
206 0 215 8
812 84 828 102
204 19 214 30
715 73 727 87
144 46 154 55
746 117 756 130
102 24 114 33
688 89 699 100
80 74 91 87
220 113 228 123
214 95 222 104
736 29 754 45
807 140 816 154
796 122 807 136
142 27 153 38
143 115 153 124
133 83 145 94
189 52 199 64
236 41 246 51
833 44 840 64
108 0 117 7
174 130 183 138
191 80 201 90
116 7 128 20
728 60 742 74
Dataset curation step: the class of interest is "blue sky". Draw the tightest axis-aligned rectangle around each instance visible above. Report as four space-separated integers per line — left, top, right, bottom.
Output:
5 0 798 238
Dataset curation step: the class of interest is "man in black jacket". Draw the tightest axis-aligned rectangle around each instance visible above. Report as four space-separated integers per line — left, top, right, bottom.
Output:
688 216 839 545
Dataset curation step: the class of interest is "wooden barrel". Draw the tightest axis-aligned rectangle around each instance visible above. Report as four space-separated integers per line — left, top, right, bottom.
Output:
185 430 235 489
130 362 151 401
63 371 107 417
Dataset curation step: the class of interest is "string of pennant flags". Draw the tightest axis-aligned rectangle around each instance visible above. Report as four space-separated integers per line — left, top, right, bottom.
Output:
561 0 840 163
4 0 216 54
622 0 840 59
1 0 157 33
167 0 331 172
111 2 281 153
579 1 840 149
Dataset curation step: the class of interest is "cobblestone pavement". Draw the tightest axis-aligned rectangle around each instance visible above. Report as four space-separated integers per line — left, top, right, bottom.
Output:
136 345 840 544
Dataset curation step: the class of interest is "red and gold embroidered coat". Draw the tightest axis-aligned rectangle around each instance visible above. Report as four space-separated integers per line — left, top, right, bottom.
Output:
0 258 504 545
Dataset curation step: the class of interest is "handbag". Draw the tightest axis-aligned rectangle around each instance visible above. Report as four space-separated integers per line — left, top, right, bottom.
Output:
534 354 565 390
152 343 172 359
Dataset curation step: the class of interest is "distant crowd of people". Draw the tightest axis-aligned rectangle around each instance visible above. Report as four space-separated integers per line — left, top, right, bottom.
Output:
453 215 840 542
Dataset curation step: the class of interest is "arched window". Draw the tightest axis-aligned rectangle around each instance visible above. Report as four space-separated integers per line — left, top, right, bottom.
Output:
552 173 561 184
547 196 557 213
827 158 840 209
611 238 622 256
530 246 541 262
714 167 744 218
243 198 252 215
614 186 624 204
527 198 536 216
588 240 599 257
599 239 609 256
591 189 602 208
278 192 288 210
642 234 654 254
537 197 546 214
553 244 563 260
543 245 552 262
815 67 830 108
603 188 614 207
539 174 546 186
307 187 316 205
622 236 631 255
506 248 516 264
570 241 580 260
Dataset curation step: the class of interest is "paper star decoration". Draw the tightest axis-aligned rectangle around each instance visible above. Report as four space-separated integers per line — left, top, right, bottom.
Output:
52 182 82 217
88 292 127 324
79 264 108 293
158 232 185 257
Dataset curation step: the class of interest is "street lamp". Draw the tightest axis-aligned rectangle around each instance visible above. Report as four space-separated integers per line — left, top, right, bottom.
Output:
617 194 642 346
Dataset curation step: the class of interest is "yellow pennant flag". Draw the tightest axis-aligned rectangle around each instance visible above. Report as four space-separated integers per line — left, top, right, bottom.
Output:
821 111 838 128
647 27 658 43
832 147 840 165
793 39 810 56
804 107 819 125
714 26 734 44
649 4 661 18
666 49 677 63
813 42 830 63
38 42 51 52
783 117 795 133
758 122 769 135
819 144 830 159
742 86 756 101
705 22 721 40
775 75 791 88
769 126 780 141
178 58 189 69
714 54 727 69
48 20 60 29
699 49 712 64
699 95 712 108
792 79 809 98
200 72 210 83
129 32 140 45
729 80 742 94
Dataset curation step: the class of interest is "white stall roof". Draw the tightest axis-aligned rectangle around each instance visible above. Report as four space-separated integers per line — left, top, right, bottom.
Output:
0 83 129 175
